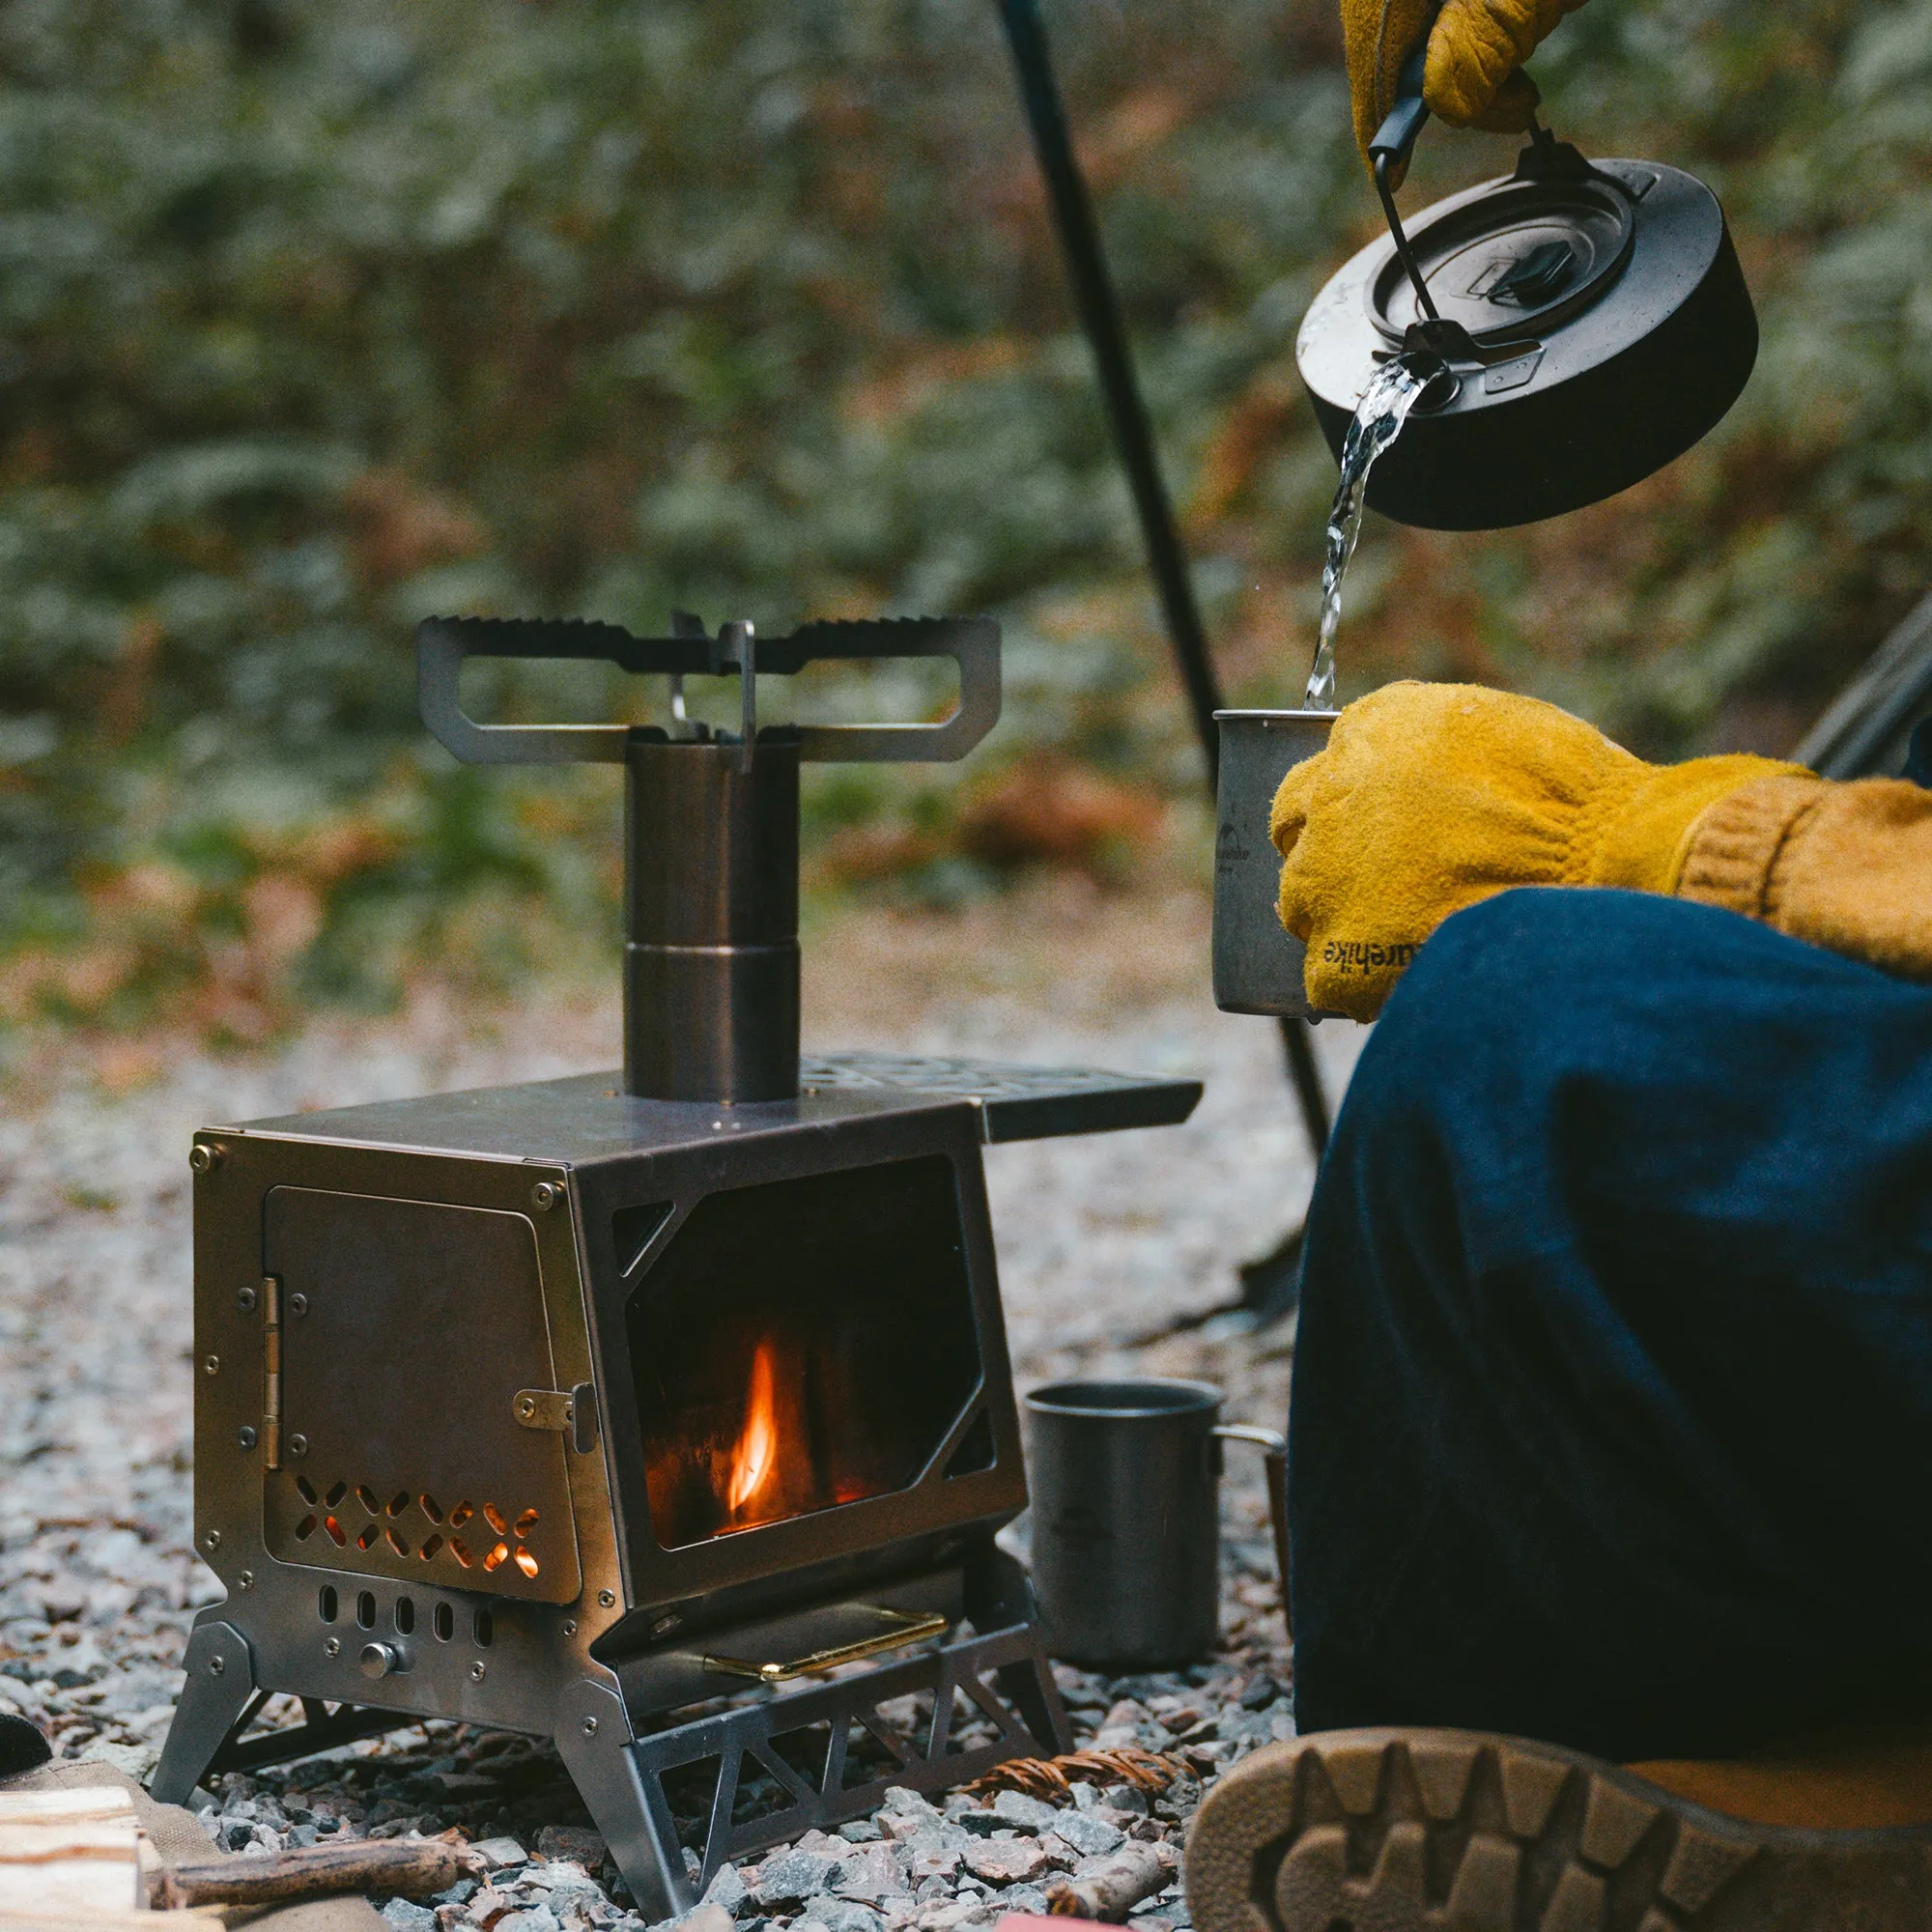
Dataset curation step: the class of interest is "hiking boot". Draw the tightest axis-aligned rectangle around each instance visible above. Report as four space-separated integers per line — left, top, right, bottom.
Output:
1183 1727 1932 1932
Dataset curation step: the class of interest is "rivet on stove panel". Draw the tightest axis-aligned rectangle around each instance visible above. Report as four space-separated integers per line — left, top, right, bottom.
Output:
582 1717 598 1736
238 1571 254 1590
237 1285 258 1313
289 1435 309 1459
469 1662 486 1682
238 1426 257 1451
209 1655 225 1675
204 1356 220 1377
531 1181 563 1211
204 1530 221 1551
188 1143 223 1173
599 1590 617 1609
289 1294 308 1318
562 1620 578 1637
325 1637 341 1659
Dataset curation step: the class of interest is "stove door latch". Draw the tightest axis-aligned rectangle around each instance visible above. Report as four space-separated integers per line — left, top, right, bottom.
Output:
515 1383 598 1455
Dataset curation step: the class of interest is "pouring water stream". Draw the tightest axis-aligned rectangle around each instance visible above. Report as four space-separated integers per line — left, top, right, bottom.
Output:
1303 355 1433 710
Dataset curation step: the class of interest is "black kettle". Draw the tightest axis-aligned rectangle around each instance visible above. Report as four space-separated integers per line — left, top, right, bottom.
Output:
1295 44 1757 530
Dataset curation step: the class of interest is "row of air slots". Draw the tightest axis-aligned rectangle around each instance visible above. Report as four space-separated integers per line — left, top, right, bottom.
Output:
291 1478 540 1579
318 1585 494 1649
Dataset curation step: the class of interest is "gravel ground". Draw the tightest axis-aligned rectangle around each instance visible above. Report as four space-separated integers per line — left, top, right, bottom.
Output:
0 888 1367 1930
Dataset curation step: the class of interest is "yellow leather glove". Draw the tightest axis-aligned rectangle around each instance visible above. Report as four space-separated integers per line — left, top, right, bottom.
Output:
1271 682 1805 1022
1344 0 1591 166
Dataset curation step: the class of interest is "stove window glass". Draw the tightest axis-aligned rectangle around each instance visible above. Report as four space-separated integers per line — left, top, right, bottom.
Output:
627 1154 983 1548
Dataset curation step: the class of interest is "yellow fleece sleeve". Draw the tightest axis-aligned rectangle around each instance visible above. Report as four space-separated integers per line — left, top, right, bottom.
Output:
1679 774 1932 980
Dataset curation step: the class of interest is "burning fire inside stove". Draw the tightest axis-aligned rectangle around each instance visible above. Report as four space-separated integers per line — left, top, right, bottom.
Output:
724 1341 782 1526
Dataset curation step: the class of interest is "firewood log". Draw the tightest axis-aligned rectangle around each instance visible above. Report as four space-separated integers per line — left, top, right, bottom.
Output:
157 1834 465 1907
1043 1842 1168 1920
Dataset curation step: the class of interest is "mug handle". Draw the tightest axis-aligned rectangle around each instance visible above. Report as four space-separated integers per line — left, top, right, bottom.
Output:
1214 1424 1292 1641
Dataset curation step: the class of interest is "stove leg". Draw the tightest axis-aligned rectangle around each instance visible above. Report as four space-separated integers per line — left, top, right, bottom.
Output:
965 1548 1073 1755
554 1677 692 1923
151 1619 258 1805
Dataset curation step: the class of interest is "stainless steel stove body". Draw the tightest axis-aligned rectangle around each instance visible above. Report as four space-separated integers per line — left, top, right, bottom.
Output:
153 615 1200 1916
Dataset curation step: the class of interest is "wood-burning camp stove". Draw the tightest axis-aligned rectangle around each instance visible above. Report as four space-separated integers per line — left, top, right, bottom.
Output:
153 612 1201 1915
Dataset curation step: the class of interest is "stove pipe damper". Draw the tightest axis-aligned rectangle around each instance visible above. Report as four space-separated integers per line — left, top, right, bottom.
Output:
151 611 1203 1918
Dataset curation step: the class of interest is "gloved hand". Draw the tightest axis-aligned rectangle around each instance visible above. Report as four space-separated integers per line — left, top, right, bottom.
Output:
1271 682 1804 1021
1343 0 1591 166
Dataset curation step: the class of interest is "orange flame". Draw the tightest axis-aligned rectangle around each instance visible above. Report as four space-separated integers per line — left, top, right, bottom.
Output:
724 1341 781 1521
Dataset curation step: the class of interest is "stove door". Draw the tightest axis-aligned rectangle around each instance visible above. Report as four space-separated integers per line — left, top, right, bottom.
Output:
626 1152 988 1551
263 1187 582 1605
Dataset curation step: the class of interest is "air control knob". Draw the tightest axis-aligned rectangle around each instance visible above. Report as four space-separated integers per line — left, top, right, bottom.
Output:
359 1642 404 1679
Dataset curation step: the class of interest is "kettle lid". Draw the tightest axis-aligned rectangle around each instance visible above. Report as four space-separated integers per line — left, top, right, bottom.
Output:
1296 138 1757 530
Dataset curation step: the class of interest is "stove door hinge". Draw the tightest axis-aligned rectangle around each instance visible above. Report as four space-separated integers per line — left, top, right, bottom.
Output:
261 1274 282 1471
514 1382 598 1455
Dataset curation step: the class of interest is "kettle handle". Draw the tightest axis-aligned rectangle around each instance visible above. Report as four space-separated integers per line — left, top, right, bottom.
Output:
1368 27 1435 172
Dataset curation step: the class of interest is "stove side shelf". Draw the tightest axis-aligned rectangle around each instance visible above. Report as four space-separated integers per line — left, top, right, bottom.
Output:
800 1052 1202 1144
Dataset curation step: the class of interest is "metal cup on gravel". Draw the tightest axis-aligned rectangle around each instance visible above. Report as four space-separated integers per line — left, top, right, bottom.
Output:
1024 1378 1289 1669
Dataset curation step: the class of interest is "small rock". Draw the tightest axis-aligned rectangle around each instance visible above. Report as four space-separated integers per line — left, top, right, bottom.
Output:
463 1884 519 1925
838 1818 884 1843
914 1900 998 1932
990 1792 1061 1833
701 1865 751 1915
832 1845 905 1904
536 1827 609 1871
1238 1675 1284 1712
960 1838 1048 1887
1101 1784 1149 1816
753 1848 836 1909
1003 1889 1052 1917
497 1912 562 1932
903 1842 961 1886
435 1880 479 1907
1047 1811 1122 1859
384 1906 440 1932
1093 1699 1151 1750
473 1837 531 1872
897 1820 972 1856
801 1901 884 1932
950 1811 1006 1839
1110 1676 1182 1702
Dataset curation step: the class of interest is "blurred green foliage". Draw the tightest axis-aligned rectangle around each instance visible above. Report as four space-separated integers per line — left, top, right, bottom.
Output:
1 0 1927 1035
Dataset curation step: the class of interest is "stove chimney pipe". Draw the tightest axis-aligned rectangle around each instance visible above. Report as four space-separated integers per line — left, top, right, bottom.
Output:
624 736 800 1104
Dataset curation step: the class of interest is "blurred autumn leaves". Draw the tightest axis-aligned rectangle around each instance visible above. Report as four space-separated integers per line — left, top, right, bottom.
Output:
1 0 1928 1043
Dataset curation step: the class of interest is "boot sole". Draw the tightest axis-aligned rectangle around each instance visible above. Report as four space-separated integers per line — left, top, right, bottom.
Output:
1183 1727 1932 1932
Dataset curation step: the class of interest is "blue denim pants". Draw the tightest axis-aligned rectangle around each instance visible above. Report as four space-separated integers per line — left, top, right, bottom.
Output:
1289 887 1932 1762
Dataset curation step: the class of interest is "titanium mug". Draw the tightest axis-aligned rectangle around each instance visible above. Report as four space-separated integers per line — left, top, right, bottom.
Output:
1023 1377 1289 1670
1211 709 1338 1019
